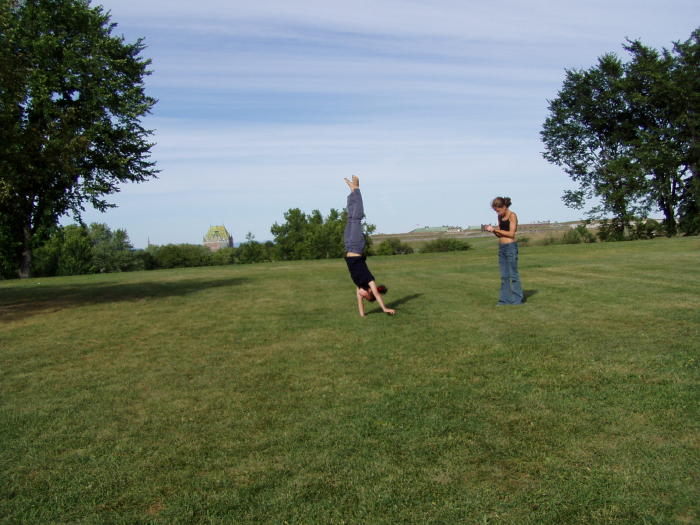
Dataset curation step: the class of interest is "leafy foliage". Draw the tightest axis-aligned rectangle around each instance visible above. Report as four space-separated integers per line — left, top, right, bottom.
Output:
375 238 414 255
271 208 375 260
56 224 93 276
0 0 157 277
542 28 700 236
31 222 138 276
211 247 237 266
419 238 471 253
561 224 597 244
628 218 665 240
88 223 136 273
150 244 213 269
235 233 275 264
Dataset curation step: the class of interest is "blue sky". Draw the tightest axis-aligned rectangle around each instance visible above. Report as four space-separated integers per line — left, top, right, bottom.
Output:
78 0 699 247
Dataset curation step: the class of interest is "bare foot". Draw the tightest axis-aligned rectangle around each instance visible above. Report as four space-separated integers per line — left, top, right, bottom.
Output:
343 175 360 191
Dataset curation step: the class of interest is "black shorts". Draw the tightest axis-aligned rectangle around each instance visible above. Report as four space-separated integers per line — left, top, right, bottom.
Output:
345 255 374 290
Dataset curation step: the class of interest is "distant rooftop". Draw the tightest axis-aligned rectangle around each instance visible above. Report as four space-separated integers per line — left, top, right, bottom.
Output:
204 225 232 242
410 226 462 233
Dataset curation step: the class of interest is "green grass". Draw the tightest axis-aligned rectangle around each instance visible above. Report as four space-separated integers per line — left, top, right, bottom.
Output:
1 237 699 524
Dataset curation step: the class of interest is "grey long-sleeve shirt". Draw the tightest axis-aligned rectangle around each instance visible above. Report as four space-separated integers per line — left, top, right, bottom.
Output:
344 189 365 253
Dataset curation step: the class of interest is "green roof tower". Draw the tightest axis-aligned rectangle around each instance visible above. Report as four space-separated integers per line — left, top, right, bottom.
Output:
203 225 234 252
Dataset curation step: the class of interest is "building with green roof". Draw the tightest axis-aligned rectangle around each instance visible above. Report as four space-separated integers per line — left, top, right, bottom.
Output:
203 225 233 252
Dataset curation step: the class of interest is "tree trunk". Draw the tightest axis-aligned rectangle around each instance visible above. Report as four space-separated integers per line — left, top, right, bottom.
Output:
658 193 677 237
18 224 32 279
661 203 677 236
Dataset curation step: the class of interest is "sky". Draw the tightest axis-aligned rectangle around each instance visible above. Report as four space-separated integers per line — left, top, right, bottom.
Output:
75 0 699 247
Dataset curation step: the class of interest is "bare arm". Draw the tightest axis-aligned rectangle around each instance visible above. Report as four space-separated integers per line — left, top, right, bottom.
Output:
356 288 366 317
368 281 395 315
487 213 518 239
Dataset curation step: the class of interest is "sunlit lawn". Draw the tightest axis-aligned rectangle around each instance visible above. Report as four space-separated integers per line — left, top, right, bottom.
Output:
1 237 698 524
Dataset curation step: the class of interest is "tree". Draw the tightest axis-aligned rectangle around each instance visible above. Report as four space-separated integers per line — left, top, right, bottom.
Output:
671 30 700 235
304 208 348 259
270 207 373 260
376 238 414 255
131 248 155 271
88 222 135 272
151 244 212 269
270 208 310 260
623 31 699 235
0 0 157 278
541 53 646 236
30 225 63 276
236 232 272 264
57 224 92 275
211 246 236 265
419 238 470 253
28 221 136 276
541 28 700 236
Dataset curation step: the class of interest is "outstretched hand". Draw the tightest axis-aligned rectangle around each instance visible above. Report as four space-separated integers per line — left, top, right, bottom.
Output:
344 175 360 191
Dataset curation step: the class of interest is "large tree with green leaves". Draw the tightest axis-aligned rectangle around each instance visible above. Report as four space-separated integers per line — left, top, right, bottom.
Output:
541 53 646 235
271 207 375 261
0 0 157 278
541 28 699 236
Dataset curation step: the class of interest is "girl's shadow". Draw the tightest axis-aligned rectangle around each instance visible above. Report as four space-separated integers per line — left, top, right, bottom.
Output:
368 293 424 314
523 290 538 302
388 293 424 308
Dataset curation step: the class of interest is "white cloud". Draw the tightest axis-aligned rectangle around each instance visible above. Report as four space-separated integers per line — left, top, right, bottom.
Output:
81 0 698 245
104 0 697 44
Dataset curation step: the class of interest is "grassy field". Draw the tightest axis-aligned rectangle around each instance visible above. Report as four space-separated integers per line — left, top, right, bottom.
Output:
1 237 699 524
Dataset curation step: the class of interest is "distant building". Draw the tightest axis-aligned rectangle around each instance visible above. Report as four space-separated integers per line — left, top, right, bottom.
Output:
410 226 463 233
203 225 233 252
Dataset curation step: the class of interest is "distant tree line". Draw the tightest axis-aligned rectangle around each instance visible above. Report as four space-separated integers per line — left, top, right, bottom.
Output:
31 223 139 277
20 224 278 278
523 218 667 247
2 207 476 278
541 27 699 238
3 201 680 280
2 2 696 280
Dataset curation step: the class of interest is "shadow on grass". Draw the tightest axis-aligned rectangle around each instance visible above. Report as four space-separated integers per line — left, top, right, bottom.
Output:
0 277 248 322
387 293 424 308
523 289 538 302
366 293 424 314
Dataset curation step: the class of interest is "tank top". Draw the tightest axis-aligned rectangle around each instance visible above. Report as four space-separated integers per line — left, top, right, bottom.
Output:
499 216 510 231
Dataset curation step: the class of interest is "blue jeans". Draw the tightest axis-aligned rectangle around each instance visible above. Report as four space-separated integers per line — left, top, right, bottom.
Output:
498 242 523 305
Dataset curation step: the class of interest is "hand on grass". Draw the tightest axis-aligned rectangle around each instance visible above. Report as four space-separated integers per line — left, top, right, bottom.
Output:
384 308 396 316
344 175 360 191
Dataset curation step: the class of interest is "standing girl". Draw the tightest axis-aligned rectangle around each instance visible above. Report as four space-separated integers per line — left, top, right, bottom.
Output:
485 197 524 305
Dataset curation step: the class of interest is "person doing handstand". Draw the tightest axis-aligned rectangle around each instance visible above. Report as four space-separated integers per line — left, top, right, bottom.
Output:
343 176 395 317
